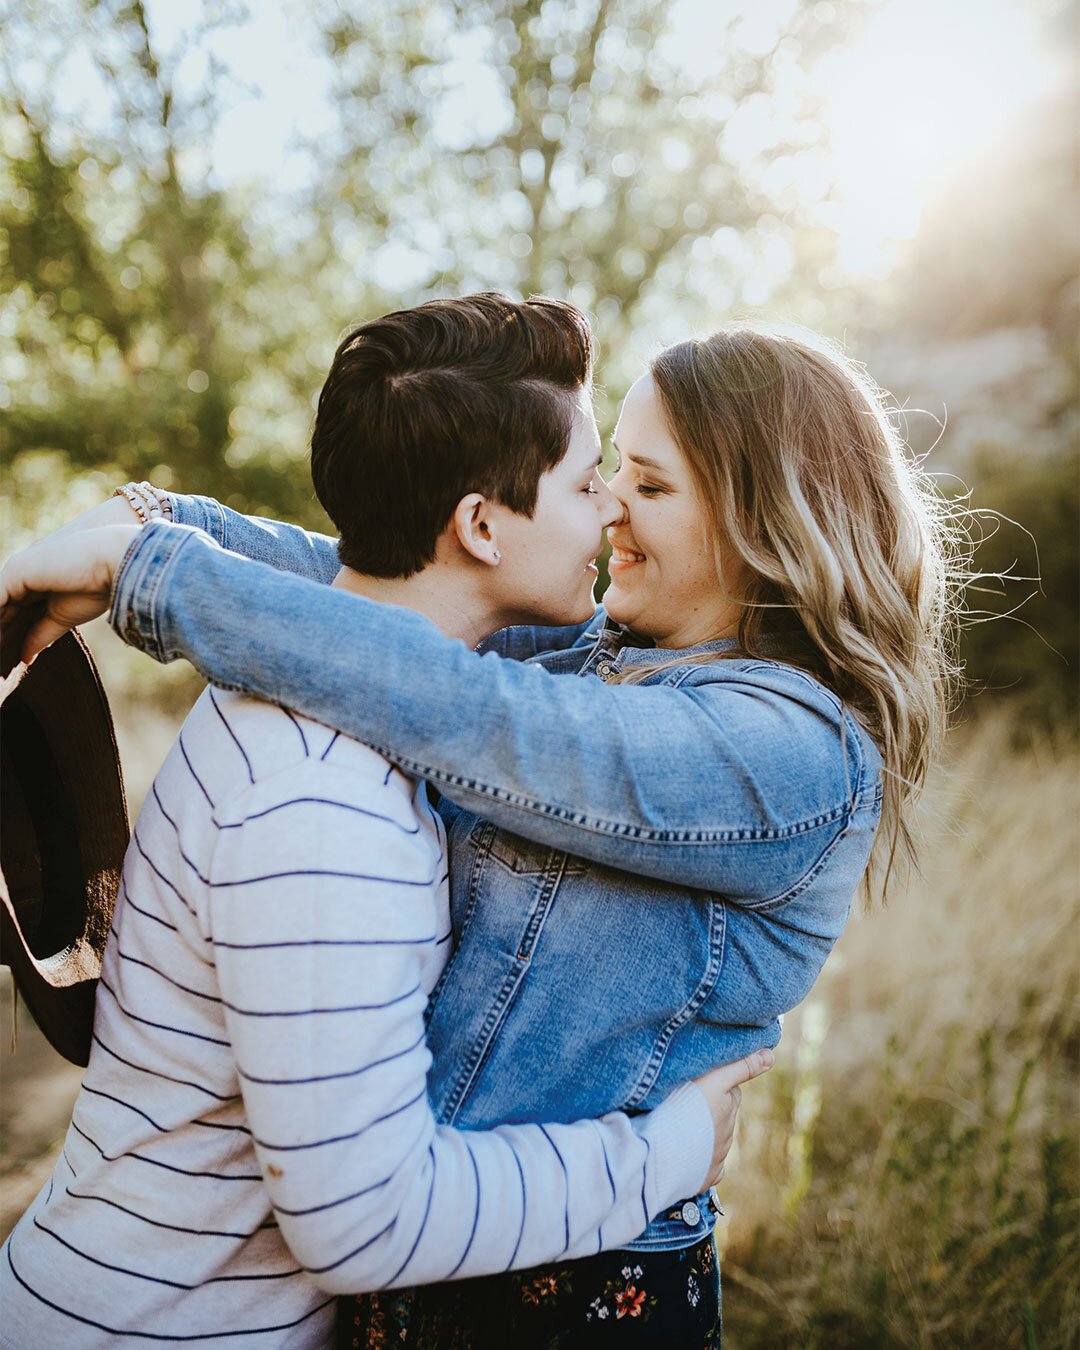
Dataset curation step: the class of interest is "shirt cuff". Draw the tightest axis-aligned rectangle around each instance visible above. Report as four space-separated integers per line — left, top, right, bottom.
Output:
166 493 228 544
108 520 207 663
634 1080 714 1216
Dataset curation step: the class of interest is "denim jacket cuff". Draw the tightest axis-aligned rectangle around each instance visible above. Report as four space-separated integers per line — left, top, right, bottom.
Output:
109 520 205 663
633 1080 714 1216
167 493 229 545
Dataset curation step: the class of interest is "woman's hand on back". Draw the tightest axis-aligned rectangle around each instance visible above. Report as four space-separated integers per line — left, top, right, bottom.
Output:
693 1048 774 1191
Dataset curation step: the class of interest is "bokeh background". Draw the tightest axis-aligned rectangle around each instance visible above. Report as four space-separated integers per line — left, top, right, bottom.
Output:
1 1 1077 1345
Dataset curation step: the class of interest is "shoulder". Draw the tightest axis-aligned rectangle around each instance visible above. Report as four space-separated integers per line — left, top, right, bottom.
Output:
199 686 406 779
673 657 883 804
190 688 423 826
675 655 840 707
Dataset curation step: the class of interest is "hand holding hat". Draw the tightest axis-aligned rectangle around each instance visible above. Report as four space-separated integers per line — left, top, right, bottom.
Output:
0 523 139 670
1 539 133 1065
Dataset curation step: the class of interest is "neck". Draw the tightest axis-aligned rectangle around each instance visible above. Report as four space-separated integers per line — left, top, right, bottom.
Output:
331 565 499 648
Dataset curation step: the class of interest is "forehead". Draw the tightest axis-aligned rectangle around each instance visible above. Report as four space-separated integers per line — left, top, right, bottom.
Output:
563 391 601 463
615 374 680 458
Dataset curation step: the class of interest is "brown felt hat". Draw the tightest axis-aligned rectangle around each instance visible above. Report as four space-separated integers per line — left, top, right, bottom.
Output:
1 612 129 1066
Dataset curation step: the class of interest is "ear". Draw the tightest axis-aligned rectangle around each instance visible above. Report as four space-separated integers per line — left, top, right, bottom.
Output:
452 493 501 566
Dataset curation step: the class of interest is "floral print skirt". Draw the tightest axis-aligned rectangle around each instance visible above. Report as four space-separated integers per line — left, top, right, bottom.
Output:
339 1235 720 1349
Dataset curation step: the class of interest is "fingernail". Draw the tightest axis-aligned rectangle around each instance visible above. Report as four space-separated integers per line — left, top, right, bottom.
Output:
759 1049 775 1068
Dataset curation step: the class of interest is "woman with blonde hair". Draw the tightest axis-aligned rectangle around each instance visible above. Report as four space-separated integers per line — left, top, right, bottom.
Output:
1 311 960 1345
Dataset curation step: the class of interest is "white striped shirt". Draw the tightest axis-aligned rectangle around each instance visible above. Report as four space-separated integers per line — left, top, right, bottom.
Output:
0 688 710 1348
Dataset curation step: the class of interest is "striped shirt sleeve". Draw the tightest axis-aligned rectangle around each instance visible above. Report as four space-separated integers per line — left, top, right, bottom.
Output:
207 758 713 1292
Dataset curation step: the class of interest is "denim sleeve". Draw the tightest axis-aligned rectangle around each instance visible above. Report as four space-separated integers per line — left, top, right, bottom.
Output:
166 493 589 657
168 492 341 584
110 523 867 901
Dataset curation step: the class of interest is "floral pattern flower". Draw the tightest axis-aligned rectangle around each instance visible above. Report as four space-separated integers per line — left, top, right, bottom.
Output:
519 1271 564 1305
343 1233 720 1346
614 1284 648 1318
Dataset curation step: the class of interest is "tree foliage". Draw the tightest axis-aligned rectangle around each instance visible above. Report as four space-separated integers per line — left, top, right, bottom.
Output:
1 0 1073 717
2 0 852 511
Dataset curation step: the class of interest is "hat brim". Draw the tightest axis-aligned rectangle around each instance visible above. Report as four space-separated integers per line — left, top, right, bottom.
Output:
1 624 128 1066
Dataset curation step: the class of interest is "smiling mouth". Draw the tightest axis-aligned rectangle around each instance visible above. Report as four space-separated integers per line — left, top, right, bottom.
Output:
610 546 646 565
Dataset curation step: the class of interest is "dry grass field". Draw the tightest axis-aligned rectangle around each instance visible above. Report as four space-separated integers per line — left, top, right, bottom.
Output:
718 717 1079 1349
1 641 1076 1347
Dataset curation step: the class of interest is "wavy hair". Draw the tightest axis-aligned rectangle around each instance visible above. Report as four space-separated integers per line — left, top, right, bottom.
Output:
633 324 964 901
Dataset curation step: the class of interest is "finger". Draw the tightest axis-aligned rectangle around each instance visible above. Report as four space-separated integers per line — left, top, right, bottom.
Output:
0 563 30 611
704 1048 774 1093
22 614 70 664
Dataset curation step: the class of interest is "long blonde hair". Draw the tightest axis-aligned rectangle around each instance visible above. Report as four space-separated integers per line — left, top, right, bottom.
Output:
629 324 963 902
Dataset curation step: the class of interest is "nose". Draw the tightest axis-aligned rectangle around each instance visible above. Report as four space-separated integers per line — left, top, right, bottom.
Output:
594 474 626 528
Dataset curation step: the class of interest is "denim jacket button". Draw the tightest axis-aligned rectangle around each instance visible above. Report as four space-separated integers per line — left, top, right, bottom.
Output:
680 1200 701 1226
596 659 615 680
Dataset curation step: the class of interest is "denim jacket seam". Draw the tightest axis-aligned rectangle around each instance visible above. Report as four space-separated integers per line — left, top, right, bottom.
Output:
369 753 855 844
435 820 520 1123
110 523 192 661
424 814 486 1032
142 531 182 659
445 971 527 1124
844 709 884 808
840 707 865 804
737 800 859 913
736 659 845 706
622 1226 714 1253
624 901 727 1111
212 498 229 551
169 494 228 547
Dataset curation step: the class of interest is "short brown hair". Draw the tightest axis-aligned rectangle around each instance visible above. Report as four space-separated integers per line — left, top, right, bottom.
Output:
310 292 593 578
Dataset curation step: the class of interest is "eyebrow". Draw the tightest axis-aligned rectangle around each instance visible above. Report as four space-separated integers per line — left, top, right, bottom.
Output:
611 441 672 475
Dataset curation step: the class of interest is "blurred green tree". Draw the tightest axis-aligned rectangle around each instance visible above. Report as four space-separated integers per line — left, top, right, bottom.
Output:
2 0 859 524
1 0 335 524
308 0 853 405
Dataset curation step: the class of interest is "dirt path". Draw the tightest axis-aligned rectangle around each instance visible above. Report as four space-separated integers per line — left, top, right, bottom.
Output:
0 971 83 1241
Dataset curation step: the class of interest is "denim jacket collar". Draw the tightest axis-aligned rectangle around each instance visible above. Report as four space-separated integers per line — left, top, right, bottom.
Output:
597 613 783 669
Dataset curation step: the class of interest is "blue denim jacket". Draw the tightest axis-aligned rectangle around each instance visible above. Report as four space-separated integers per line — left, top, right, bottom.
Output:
110 499 884 1252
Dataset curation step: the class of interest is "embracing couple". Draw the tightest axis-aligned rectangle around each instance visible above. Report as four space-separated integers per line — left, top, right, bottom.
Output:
0 293 953 1348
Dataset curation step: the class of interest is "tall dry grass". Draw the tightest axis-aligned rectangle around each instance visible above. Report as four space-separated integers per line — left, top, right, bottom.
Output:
718 717 1079 1349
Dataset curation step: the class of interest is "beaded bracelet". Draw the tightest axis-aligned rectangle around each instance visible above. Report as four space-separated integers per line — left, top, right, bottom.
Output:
114 481 174 524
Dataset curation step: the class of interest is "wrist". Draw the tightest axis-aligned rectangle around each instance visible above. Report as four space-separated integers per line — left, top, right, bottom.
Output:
634 1080 715 1216
96 525 142 591
105 494 144 526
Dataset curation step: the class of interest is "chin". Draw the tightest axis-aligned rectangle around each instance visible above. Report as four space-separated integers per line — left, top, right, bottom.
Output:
555 600 595 626
547 591 596 627
601 591 628 623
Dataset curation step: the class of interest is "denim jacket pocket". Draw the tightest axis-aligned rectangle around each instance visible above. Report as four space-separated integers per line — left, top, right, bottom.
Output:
467 819 589 876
